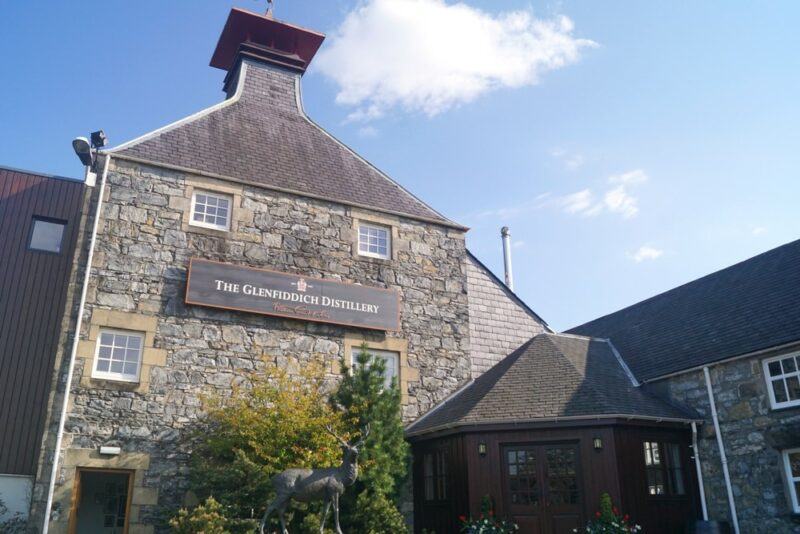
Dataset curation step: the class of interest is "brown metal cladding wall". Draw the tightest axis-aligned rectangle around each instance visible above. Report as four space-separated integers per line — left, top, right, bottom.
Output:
0 167 85 476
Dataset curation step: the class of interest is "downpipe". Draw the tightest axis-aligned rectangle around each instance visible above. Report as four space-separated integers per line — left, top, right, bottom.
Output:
703 366 740 534
41 154 110 533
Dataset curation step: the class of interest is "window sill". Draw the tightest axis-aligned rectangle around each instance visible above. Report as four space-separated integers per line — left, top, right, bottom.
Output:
186 224 230 237
356 254 393 264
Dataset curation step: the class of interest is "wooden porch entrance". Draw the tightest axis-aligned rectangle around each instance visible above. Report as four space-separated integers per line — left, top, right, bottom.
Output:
500 443 582 534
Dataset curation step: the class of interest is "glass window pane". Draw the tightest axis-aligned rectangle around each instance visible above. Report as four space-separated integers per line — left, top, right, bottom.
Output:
96 359 110 372
123 363 137 376
768 360 782 376
789 452 800 477
110 361 124 373
773 379 789 403
782 357 797 373
787 376 800 401
100 332 114 345
29 218 66 253
127 336 141 349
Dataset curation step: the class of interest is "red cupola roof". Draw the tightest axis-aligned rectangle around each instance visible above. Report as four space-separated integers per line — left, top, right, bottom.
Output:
209 8 325 74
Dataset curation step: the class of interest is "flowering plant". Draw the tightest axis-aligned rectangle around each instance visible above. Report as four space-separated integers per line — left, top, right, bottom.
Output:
459 496 519 533
575 493 641 533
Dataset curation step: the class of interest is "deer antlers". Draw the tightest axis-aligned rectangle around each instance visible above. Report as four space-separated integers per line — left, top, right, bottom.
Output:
324 423 370 448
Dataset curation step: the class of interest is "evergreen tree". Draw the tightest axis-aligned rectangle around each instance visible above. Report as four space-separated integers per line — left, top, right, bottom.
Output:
331 343 410 531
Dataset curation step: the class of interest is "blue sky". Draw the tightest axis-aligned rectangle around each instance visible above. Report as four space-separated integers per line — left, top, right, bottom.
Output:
1 1 798 330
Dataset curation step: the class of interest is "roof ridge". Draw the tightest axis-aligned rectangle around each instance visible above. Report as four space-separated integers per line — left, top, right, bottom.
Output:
538 334 622 413
296 83 463 230
466 250 550 329
568 238 800 333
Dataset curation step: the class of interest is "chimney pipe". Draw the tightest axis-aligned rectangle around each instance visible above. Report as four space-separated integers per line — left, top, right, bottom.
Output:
501 226 514 291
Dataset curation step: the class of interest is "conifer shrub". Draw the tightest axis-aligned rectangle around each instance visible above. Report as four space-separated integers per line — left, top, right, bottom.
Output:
329 344 411 532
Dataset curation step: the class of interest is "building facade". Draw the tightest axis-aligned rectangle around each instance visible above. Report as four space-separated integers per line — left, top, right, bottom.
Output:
0 167 87 524
572 239 800 533
20 8 542 534
2 6 799 534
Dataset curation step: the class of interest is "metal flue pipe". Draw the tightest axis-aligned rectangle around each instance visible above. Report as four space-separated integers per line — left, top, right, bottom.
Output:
501 226 514 291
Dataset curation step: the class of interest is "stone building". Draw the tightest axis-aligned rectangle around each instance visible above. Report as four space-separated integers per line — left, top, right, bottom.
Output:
2 6 798 534
23 8 544 534
570 238 800 533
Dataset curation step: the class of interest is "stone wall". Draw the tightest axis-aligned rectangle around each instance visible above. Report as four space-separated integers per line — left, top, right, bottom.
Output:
47 156 471 531
466 253 547 376
647 352 800 533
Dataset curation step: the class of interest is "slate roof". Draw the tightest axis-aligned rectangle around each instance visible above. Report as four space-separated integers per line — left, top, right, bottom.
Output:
110 59 461 228
466 251 549 377
568 239 800 382
406 333 694 436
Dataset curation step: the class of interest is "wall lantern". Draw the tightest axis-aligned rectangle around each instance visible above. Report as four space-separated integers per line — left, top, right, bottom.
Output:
478 442 487 456
593 437 603 450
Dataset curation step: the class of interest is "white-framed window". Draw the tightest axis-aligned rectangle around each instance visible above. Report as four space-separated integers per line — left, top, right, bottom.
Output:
357 223 390 259
763 353 800 409
92 329 144 382
782 448 800 513
190 190 232 231
351 347 399 389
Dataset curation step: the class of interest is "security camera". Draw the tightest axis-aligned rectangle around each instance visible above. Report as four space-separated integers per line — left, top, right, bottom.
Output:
72 137 94 167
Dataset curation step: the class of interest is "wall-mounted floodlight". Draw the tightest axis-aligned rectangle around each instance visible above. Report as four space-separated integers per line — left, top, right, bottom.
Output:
90 130 107 149
72 137 94 167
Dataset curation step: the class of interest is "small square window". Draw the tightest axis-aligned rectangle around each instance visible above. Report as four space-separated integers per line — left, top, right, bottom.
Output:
357 223 391 259
352 347 399 389
782 448 800 513
29 217 66 253
190 190 232 231
763 353 800 409
92 329 144 382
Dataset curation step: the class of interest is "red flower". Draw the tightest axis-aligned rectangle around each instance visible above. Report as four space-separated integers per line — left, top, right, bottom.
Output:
459 515 466 522
489 510 494 516
624 514 630 521
596 511 601 518
613 506 619 515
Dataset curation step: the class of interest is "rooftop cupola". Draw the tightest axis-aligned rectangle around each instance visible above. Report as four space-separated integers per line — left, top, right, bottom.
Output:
209 8 325 95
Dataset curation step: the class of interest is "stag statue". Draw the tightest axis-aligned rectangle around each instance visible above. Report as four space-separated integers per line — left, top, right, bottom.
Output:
260 424 370 534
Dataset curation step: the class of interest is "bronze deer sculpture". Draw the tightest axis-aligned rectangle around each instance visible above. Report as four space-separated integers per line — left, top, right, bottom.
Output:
260 424 370 534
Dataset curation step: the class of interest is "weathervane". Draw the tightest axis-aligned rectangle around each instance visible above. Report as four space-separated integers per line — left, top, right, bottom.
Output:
265 0 274 16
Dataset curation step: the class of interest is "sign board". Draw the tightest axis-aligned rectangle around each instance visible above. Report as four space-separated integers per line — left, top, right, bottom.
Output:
185 258 400 331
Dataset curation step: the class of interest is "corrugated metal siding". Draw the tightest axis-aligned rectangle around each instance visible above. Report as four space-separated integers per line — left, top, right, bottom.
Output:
0 167 84 475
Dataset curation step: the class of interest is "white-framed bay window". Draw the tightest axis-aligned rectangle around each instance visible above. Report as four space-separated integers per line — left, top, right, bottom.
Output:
763 352 800 409
782 448 800 513
351 346 399 389
190 190 232 231
357 223 391 259
92 329 144 382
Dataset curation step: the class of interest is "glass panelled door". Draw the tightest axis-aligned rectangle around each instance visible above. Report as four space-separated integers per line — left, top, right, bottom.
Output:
502 444 581 534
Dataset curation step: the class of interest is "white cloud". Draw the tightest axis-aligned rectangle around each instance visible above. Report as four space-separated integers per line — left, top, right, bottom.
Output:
316 0 596 121
512 240 525 249
551 148 584 170
553 169 648 219
603 185 639 218
559 189 595 215
629 246 664 263
609 169 648 185
751 226 767 236
357 125 379 138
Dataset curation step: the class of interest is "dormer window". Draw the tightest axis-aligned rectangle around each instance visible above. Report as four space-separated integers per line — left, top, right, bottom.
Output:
358 223 390 259
190 190 231 231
